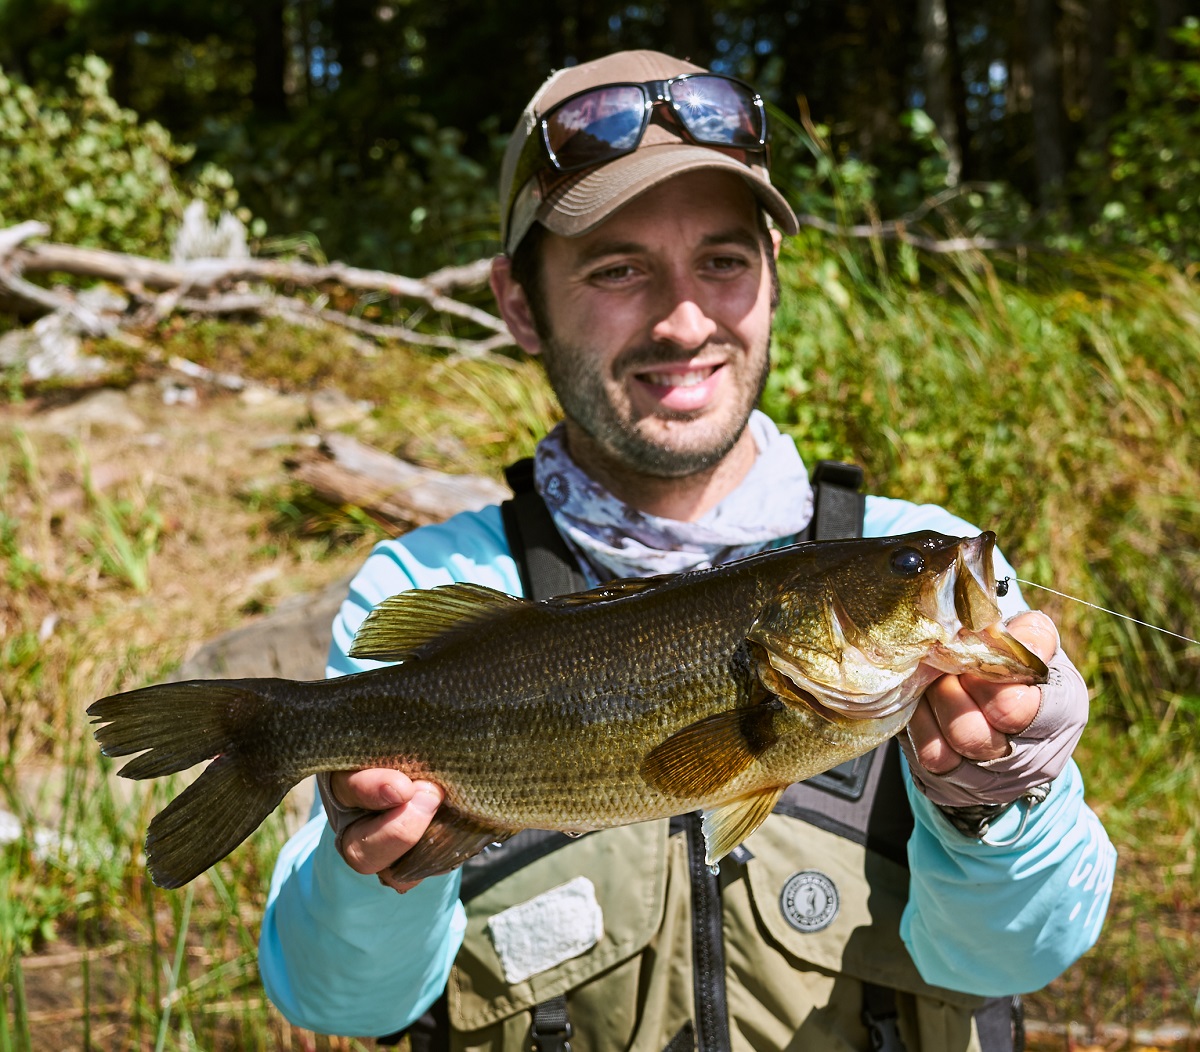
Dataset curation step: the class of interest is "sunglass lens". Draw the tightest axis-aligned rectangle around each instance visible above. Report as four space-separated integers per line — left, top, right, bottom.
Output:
668 76 762 147
545 85 647 169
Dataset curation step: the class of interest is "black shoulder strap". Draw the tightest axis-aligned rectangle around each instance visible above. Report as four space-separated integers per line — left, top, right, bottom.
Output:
501 458 587 600
803 459 866 543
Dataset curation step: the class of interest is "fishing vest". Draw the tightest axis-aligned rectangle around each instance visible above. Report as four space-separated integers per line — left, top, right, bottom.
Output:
385 460 1024 1052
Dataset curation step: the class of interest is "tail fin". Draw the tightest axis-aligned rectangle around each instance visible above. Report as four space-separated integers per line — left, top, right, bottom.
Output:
88 681 294 888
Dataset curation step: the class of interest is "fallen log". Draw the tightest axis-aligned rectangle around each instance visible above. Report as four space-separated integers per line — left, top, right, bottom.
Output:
288 431 510 530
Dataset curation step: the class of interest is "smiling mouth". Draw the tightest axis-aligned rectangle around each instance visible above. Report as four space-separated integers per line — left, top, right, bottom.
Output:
637 365 721 388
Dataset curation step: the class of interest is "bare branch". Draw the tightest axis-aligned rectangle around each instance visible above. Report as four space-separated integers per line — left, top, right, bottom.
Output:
7 235 508 333
0 223 513 355
793 213 1038 255
0 221 49 258
174 290 514 357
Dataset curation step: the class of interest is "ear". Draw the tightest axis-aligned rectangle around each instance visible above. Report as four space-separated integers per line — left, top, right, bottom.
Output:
770 226 782 260
490 255 543 355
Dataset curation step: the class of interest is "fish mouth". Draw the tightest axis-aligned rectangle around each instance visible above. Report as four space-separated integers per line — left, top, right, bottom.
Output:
931 531 1048 683
953 532 1003 631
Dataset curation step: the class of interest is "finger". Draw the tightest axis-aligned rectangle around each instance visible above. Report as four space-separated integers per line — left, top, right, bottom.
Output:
330 768 416 811
1006 609 1060 663
924 673 1010 762
905 695 960 774
956 678 1044 735
956 611 1060 733
339 781 444 877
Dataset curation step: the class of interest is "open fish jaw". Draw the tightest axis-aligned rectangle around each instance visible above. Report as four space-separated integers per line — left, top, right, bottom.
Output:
765 531 1044 721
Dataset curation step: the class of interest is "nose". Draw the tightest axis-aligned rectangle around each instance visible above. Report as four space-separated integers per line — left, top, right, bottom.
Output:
650 293 718 350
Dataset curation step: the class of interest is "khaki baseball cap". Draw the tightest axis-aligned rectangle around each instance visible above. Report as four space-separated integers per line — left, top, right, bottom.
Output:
499 49 799 256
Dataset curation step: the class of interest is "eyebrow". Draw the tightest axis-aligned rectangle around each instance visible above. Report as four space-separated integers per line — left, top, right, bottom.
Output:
572 227 762 267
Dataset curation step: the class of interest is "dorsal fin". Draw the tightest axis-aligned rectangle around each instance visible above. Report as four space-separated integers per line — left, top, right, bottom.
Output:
349 583 525 662
541 574 676 608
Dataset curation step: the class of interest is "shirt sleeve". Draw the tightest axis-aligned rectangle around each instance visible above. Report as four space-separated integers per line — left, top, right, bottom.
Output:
900 754 1116 994
865 495 1116 992
257 507 519 1036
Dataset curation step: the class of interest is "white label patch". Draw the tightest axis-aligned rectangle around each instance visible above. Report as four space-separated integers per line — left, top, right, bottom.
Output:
487 875 604 984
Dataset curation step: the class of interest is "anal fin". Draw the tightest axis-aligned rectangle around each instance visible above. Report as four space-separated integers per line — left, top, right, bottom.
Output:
383 809 512 884
701 786 785 866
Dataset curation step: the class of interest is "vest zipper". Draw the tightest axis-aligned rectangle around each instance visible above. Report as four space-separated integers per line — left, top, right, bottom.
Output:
685 812 731 1052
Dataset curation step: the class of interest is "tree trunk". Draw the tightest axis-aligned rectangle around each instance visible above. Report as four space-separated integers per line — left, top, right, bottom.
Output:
251 0 289 119
917 0 963 185
1024 0 1067 209
1085 0 1117 142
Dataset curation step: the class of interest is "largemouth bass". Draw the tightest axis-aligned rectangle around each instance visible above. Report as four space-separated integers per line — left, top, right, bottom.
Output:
88 531 1047 889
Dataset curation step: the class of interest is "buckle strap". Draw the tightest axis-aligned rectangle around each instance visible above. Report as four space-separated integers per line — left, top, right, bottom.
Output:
862 982 907 1052
530 995 572 1052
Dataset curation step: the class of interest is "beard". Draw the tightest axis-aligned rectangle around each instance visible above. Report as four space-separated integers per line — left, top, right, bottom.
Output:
539 335 772 480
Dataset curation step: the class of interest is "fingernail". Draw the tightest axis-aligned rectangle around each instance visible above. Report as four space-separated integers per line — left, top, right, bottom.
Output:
411 785 441 813
380 781 406 806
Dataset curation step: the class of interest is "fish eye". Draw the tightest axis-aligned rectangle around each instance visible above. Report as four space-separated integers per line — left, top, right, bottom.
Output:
889 547 925 576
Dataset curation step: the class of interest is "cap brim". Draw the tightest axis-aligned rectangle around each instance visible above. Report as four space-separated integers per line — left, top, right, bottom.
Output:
508 144 799 254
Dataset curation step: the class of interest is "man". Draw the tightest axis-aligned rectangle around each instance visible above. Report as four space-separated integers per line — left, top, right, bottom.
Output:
259 50 1114 1050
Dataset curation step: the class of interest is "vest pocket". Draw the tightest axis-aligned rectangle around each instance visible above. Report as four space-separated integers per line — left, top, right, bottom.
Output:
447 821 671 1043
738 814 983 1008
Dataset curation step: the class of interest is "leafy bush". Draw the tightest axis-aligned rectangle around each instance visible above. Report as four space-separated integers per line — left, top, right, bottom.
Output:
204 104 503 273
0 54 245 257
1075 19 1200 264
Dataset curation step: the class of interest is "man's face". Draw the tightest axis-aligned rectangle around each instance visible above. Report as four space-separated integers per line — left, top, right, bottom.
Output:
527 170 778 481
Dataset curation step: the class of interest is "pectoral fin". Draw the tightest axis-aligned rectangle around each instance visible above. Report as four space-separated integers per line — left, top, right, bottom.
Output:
641 701 782 799
383 808 512 884
702 787 785 865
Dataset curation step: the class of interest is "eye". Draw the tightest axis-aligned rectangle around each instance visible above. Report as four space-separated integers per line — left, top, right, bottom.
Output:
889 547 925 576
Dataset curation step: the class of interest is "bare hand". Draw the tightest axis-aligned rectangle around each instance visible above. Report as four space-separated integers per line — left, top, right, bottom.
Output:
330 769 443 893
906 611 1059 774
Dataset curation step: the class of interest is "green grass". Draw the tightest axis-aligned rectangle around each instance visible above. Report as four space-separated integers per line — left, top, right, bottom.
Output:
1 234 1198 1045
764 234 1200 1035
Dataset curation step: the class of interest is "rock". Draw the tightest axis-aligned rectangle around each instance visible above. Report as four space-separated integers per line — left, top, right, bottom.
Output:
168 572 354 682
34 388 145 435
0 314 110 382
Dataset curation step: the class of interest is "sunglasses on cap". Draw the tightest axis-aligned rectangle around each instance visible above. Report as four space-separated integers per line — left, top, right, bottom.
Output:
507 73 768 233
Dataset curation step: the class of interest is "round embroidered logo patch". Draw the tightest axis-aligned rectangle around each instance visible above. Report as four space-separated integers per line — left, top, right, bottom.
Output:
780 870 839 933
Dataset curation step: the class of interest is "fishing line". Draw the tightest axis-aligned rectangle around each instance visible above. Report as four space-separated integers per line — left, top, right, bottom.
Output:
998 577 1200 646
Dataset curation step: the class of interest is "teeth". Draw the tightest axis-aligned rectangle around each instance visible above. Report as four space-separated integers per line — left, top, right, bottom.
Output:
643 368 712 387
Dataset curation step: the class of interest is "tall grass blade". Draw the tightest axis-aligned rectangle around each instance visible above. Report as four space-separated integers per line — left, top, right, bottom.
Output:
154 884 193 1052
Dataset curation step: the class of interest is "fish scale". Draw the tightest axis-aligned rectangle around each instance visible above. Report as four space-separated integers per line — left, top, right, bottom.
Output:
88 530 1047 889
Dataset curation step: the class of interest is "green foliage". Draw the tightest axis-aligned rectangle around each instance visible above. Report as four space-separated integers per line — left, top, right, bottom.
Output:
1076 19 1200 264
764 237 1199 726
0 54 244 256
207 105 503 272
769 101 1034 265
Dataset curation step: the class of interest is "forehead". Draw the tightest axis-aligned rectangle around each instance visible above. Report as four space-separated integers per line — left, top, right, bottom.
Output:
560 170 763 254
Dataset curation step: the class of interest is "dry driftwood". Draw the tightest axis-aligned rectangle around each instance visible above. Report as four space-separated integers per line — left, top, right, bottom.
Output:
0 222 511 357
288 431 510 530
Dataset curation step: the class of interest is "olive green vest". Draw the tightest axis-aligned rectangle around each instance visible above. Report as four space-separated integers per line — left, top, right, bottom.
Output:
384 461 1018 1052
439 814 991 1051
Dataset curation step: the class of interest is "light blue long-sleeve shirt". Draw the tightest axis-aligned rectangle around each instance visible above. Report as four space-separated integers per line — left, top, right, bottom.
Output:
258 497 1115 1036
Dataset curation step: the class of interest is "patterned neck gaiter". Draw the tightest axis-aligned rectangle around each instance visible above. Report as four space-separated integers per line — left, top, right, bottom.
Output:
532 410 814 584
